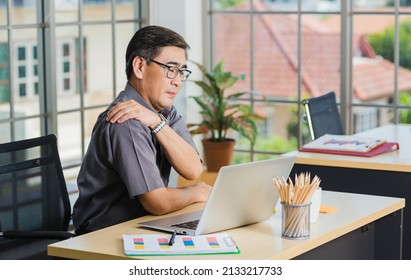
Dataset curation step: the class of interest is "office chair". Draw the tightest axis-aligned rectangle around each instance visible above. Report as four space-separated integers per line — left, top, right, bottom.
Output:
0 134 75 259
302 91 344 141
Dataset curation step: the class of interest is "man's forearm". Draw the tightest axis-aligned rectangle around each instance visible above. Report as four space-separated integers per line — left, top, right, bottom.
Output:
155 125 203 180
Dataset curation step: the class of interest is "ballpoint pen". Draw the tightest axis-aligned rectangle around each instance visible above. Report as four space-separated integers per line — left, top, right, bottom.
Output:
168 230 177 246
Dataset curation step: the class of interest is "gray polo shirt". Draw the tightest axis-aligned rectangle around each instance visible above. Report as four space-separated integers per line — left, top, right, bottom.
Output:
72 83 198 233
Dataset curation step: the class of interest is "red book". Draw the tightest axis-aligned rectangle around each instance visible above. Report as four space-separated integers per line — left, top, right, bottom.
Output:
299 141 399 157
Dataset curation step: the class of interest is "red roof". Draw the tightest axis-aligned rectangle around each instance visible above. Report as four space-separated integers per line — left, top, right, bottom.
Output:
214 0 411 102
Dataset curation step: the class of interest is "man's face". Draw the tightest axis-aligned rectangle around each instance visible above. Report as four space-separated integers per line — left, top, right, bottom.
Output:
140 46 187 112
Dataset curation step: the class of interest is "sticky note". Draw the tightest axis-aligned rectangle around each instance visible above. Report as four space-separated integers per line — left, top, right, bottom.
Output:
320 205 337 213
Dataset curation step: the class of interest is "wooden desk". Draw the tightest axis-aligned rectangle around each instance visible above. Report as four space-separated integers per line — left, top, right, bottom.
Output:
285 124 411 258
287 124 411 172
177 171 218 188
48 191 404 260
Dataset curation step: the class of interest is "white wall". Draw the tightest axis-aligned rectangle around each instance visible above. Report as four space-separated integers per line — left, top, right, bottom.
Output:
149 0 205 186
148 0 204 122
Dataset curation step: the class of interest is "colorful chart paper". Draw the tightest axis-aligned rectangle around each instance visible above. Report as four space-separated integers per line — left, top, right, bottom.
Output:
133 238 144 249
123 232 239 256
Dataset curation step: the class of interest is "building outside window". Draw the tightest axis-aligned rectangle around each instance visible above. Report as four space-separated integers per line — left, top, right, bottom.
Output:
14 42 38 99
3 0 411 182
0 0 147 186
208 0 411 162
57 40 76 94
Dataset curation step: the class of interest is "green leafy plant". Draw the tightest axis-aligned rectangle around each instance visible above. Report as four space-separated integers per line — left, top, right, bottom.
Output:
399 92 411 124
188 60 265 144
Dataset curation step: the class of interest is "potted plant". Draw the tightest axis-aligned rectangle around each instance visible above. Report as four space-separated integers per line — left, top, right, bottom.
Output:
188 59 265 171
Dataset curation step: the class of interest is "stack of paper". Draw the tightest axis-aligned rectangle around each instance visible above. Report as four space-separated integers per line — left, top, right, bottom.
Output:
302 134 385 152
299 134 399 157
123 232 239 256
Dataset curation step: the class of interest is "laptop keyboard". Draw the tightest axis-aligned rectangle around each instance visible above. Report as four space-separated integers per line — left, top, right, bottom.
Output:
171 219 199 230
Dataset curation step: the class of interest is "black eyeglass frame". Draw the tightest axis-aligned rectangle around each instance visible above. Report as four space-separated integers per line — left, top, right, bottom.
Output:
148 59 192 81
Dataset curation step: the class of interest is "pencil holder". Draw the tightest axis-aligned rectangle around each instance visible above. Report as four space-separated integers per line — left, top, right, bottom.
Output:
281 202 311 239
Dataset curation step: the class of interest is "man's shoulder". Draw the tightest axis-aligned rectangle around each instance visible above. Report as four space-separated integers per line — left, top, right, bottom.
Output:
161 106 182 123
109 118 148 133
91 112 147 142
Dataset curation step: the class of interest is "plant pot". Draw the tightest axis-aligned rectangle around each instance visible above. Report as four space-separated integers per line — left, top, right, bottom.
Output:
201 138 235 172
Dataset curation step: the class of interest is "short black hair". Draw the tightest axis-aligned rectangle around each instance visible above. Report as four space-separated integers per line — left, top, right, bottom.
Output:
125 25 190 80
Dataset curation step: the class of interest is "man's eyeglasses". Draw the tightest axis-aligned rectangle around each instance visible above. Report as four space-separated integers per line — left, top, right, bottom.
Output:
148 59 192 82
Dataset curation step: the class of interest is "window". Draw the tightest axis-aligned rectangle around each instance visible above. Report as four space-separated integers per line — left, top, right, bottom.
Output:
14 43 38 100
18 65 26 78
57 40 76 95
1 0 147 184
33 45 37 59
209 0 411 162
0 43 9 103
17 46 25 61
18 83 26 97
354 107 378 132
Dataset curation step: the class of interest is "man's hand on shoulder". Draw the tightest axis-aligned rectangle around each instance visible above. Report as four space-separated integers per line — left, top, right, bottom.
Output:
106 99 158 127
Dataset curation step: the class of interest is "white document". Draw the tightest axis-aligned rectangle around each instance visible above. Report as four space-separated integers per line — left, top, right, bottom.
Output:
302 134 386 153
123 232 239 256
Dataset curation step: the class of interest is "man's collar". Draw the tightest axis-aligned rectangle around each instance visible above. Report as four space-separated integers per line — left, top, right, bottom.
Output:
123 83 173 117
123 82 155 112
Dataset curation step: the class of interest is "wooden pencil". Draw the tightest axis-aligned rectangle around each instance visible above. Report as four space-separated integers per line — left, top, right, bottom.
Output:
273 173 321 238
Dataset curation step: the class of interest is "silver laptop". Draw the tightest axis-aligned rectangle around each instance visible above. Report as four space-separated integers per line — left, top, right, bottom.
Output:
138 156 296 235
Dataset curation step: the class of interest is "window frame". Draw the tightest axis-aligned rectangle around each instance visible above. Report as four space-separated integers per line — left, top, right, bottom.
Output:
0 0 148 181
207 0 411 160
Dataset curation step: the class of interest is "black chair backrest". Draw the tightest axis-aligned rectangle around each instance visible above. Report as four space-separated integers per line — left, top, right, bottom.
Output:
302 91 344 140
0 134 71 259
